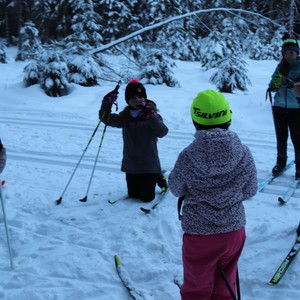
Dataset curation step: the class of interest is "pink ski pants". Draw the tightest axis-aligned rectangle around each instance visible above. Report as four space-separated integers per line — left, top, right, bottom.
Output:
181 227 245 300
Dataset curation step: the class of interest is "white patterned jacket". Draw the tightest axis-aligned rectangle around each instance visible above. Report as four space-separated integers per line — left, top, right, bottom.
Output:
168 128 257 235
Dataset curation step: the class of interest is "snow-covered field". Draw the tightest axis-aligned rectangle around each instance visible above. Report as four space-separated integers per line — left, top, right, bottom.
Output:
0 48 299 300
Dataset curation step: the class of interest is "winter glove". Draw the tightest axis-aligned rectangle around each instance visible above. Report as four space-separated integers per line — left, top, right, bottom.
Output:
282 77 295 88
294 82 300 98
102 91 118 105
101 90 118 113
271 72 282 89
137 99 157 119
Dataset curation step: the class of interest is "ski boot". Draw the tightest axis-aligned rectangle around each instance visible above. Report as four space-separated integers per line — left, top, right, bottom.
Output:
272 157 287 176
157 174 168 193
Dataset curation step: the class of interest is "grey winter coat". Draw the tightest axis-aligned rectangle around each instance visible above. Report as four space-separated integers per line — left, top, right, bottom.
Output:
99 104 168 174
168 128 257 235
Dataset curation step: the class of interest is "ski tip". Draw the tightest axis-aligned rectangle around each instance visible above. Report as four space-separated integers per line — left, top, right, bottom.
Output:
267 281 276 286
278 197 286 205
56 198 62 205
140 207 151 214
1 180 5 187
114 255 121 267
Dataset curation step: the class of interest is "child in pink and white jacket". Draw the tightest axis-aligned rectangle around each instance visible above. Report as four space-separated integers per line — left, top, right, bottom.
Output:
168 90 257 300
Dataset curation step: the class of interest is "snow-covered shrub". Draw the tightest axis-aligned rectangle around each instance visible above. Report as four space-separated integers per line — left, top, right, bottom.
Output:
67 54 102 86
139 50 180 87
209 56 251 93
40 52 70 97
23 60 40 86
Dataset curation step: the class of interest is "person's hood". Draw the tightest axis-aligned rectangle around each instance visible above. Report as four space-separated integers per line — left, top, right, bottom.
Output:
186 129 245 178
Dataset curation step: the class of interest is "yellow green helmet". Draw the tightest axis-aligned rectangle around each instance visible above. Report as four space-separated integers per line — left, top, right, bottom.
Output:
190 89 231 126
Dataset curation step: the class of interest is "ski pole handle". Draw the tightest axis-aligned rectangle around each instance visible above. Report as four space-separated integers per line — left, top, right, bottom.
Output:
113 80 122 93
113 80 122 111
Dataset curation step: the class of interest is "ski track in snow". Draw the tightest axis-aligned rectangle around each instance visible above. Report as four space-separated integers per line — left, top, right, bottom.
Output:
1 114 299 199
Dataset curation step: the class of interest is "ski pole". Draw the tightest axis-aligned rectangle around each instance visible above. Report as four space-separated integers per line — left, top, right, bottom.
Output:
79 81 121 202
79 116 110 202
0 183 14 269
55 80 121 205
236 268 241 300
55 117 103 205
217 262 238 300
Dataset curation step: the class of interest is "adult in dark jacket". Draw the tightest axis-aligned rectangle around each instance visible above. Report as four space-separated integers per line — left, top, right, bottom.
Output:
99 79 168 202
0 139 6 174
268 33 300 179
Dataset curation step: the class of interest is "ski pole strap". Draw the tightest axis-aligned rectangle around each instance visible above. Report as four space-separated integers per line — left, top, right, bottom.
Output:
266 88 273 104
177 196 185 220
113 80 122 112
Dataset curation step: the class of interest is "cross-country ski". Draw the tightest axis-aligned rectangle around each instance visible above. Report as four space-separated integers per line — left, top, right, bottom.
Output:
278 179 300 205
114 255 145 300
140 189 169 213
257 160 294 192
108 195 130 204
268 225 300 285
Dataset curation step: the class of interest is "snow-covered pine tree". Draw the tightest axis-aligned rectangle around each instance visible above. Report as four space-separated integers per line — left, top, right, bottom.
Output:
139 49 180 87
15 21 43 61
270 28 286 60
0 41 7 63
61 0 104 86
201 27 226 70
164 24 201 61
248 22 281 60
96 0 131 44
68 0 103 48
209 55 251 93
40 51 69 97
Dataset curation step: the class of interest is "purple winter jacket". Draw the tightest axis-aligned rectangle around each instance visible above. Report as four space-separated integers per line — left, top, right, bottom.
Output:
168 128 257 235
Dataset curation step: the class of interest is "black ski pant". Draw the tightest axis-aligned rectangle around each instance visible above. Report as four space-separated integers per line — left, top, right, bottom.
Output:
272 106 300 162
126 173 158 202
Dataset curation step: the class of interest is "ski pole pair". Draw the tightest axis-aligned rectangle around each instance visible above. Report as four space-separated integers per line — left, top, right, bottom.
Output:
0 182 14 269
56 80 121 205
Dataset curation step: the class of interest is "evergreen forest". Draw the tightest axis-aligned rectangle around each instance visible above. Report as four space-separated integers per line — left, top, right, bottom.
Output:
0 0 299 96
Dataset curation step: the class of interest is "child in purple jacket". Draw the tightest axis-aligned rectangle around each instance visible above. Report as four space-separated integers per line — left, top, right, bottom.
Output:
168 89 257 300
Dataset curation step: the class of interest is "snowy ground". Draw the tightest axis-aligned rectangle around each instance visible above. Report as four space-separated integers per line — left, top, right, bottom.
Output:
0 48 299 300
